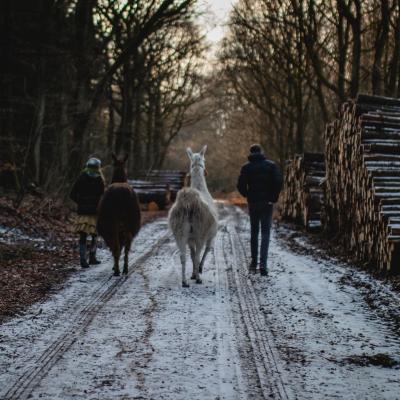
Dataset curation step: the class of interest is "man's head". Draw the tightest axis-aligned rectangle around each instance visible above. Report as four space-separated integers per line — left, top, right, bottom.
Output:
249 144 263 154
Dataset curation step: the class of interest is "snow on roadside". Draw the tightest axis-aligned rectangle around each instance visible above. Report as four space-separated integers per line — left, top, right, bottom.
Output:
0 220 167 397
0 225 46 245
232 207 400 399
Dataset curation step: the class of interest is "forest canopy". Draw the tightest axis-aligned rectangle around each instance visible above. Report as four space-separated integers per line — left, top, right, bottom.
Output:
0 0 204 192
1 0 400 194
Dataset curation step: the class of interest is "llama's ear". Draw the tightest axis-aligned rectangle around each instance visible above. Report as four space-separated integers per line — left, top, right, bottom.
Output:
111 152 117 162
123 154 128 162
186 147 193 160
200 145 207 157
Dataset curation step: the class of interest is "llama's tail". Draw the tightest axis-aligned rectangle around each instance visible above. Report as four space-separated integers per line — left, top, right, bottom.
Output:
168 188 216 239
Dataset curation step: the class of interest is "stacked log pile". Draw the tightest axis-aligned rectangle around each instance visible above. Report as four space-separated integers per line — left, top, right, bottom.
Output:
324 94 400 273
281 153 325 230
129 180 171 210
130 170 186 209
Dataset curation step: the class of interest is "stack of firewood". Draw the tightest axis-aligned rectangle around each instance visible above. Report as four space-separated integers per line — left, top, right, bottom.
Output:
130 170 186 210
324 94 400 273
135 170 186 201
129 180 171 210
281 153 325 230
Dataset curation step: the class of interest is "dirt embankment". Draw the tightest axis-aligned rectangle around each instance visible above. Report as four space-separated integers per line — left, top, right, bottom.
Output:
0 195 76 322
0 194 165 323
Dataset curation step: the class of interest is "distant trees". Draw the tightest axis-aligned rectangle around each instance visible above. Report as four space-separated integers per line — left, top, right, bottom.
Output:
221 0 400 163
0 0 203 192
5 0 399 192
99 2 204 170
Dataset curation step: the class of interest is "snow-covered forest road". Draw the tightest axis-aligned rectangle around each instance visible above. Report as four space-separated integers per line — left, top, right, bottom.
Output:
1 204 400 400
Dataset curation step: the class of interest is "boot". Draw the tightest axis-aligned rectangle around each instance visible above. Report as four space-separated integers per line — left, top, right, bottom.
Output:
79 242 89 269
249 260 257 274
89 235 101 265
89 252 101 265
260 265 268 276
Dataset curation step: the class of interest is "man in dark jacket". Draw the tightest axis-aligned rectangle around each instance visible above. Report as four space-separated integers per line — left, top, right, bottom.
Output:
237 144 283 275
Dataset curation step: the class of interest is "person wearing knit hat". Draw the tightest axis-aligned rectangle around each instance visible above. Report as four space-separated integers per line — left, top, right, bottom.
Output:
237 144 283 276
70 157 105 268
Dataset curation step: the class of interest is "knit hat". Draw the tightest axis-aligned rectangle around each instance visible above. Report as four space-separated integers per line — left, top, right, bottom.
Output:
86 157 101 169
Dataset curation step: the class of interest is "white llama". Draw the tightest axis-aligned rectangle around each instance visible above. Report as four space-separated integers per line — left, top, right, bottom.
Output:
168 145 218 287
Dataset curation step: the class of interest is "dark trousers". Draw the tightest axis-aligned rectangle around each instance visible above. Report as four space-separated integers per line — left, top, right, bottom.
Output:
248 202 273 268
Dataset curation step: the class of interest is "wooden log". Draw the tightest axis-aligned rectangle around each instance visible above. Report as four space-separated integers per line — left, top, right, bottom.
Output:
356 93 400 108
280 153 325 231
134 170 186 202
323 94 400 273
128 178 171 210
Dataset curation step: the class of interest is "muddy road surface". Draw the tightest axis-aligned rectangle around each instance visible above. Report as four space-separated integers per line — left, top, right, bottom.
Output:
1 204 399 399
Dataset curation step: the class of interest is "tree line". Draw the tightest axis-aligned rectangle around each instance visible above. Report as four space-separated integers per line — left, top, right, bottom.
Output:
0 0 203 193
221 0 400 164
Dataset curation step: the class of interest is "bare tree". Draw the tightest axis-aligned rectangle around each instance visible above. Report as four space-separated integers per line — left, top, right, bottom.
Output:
221 0 400 163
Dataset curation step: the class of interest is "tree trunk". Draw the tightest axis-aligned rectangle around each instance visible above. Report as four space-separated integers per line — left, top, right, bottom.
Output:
33 92 46 184
349 1 362 98
116 61 134 155
153 89 163 167
70 0 96 174
387 1 400 96
372 0 390 95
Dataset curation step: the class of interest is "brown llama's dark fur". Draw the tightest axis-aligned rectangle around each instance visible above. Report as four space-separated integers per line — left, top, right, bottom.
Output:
111 153 128 183
97 154 141 276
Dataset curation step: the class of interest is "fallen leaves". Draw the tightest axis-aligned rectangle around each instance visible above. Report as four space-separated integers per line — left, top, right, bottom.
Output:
0 194 76 323
0 193 165 323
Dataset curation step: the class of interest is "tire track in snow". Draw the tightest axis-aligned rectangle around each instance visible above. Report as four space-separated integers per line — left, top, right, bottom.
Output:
2 231 170 400
229 205 400 399
211 230 247 399
220 215 291 400
126 236 175 396
141 213 258 400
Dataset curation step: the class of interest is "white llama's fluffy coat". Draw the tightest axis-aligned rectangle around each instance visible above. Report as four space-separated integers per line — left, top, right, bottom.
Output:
168 146 218 287
169 188 218 247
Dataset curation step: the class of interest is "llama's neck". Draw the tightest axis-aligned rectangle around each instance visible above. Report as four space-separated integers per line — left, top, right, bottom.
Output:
191 169 213 204
111 169 127 183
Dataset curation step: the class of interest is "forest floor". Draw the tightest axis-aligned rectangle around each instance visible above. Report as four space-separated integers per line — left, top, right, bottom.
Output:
0 194 164 322
1 203 400 399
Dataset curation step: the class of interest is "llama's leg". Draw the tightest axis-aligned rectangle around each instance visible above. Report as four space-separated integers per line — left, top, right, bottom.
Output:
190 244 196 280
199 247 210 274
123 235 132 275
113 243 121 276
123 245 129 275
199 239 213 274
178 241 189 288
194 244 203 284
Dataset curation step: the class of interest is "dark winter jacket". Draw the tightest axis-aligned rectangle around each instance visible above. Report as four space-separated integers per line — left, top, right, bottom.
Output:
70 172 105 215
237 153 283 203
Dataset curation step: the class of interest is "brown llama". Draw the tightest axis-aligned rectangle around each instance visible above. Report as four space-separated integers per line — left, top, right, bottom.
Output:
97 153 141 276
